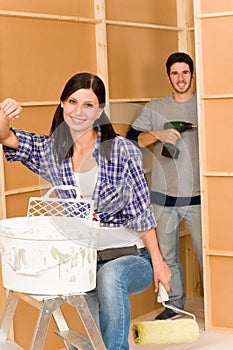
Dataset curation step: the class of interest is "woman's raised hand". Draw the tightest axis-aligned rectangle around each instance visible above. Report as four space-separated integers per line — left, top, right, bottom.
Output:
0 98 22 120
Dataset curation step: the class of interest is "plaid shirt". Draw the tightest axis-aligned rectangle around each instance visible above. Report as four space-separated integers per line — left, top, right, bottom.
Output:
4 128 156 231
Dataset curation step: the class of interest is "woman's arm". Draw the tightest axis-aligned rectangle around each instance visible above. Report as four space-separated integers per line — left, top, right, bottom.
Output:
0 98 22 149
141 228 171 292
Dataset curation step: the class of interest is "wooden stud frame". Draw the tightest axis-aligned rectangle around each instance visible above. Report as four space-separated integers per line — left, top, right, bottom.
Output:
194 0 233 333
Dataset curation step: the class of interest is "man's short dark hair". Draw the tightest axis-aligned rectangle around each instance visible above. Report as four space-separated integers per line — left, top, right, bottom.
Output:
166 52 194 76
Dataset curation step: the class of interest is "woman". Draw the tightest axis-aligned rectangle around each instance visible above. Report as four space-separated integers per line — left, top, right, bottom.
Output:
0 72 170 350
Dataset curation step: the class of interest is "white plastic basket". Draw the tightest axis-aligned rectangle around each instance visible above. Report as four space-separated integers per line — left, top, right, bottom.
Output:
0 186 98 295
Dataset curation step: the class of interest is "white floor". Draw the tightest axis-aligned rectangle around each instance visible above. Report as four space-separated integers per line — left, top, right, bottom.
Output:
129 298 233 350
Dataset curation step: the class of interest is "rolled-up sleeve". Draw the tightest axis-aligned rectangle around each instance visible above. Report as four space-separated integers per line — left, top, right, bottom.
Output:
4 129 35 163
3 128 50 176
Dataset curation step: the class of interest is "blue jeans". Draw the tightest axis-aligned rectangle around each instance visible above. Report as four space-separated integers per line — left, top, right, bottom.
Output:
86 250 153 350
152 204 203 309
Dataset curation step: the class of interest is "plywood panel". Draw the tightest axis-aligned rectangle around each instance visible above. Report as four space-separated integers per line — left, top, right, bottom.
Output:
200 0 233 14
206 177 233 251
106 0 177 26
4 160 40 191
204 99 233 172
0 16 96 100
6 191 40 217
187 2 194 27
3 106 54 190
201 17 233 95
209 256 233 329
9 106 55 133
107 26 178 99
130 284 156 319
0 0 94 17
187 31 195 58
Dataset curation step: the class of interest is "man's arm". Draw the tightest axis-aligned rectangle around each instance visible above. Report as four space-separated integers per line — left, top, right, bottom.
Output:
126 127 159 147
126 127 142 143
127 126 180 148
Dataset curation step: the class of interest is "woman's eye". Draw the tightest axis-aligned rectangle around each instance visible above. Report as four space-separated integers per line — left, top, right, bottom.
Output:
68 99 76 104
85 103 94 108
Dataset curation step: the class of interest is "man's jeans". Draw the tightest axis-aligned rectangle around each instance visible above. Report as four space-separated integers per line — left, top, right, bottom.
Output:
86 250 153 350
152 203 203 309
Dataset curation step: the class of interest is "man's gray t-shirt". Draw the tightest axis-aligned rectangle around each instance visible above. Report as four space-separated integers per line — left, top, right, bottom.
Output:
132 93 200 200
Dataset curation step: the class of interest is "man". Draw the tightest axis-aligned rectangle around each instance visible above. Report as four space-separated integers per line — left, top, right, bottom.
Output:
126 52 203 320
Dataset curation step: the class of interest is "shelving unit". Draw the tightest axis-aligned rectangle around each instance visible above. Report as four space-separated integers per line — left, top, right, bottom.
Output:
193 0 233 333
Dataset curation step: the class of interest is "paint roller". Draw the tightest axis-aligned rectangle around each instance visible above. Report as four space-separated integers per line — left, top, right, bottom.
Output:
132 283 200 345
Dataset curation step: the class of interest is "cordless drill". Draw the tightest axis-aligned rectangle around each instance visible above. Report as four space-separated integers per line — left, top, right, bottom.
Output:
161 121 198 159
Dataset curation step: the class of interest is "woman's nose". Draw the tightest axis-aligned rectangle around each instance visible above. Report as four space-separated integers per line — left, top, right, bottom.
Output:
73 105 84 115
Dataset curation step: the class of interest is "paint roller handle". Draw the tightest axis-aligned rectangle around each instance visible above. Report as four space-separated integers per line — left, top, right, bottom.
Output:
157 282 169 303
158 283 197 321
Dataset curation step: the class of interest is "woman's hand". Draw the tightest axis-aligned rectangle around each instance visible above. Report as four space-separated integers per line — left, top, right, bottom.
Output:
0 98 21 148
152 259 171 293
0 98 22 120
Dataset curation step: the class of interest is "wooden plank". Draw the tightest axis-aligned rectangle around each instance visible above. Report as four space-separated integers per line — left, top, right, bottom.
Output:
94 0 109 102
0 10 100 24
0 145 6 219
201 94 233 99
106 19 183 31
4 184 50 197
197 11 233 19
176 0 188 52
193 0 233 333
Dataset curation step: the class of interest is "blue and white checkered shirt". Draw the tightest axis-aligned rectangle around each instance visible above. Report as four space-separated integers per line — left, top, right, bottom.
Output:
4 128 156 231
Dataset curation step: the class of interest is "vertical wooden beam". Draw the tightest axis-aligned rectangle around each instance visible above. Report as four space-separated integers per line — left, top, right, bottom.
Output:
176 0 188 52
94 0 109 103
193 0 210 331
0 145 6 220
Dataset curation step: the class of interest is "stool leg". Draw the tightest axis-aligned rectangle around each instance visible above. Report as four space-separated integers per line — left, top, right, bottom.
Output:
52 307 76 350
0 291 19 341
30 297 63 350
66 294 107 350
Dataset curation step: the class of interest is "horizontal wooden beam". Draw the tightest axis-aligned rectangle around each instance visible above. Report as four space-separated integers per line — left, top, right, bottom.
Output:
0 10 100 24
203 172 233 177
20 101 59 107
206 250 233 258
109 98 152 103
5 184 50 196
197 11 233 19
106 19 184 31
201 94 233 99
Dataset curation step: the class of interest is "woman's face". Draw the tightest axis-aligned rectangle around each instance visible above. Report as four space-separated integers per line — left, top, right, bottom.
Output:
61 88 102 134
